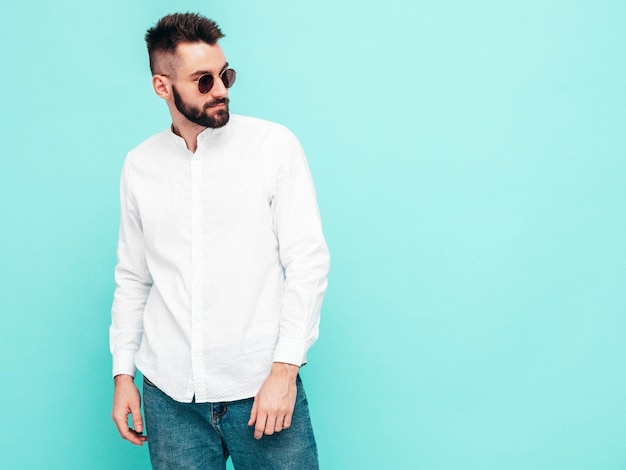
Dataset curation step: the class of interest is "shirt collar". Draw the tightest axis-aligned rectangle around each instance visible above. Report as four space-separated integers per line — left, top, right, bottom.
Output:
168 117 234 151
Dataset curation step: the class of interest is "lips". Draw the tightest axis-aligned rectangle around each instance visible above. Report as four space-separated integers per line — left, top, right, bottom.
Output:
205 98 229 109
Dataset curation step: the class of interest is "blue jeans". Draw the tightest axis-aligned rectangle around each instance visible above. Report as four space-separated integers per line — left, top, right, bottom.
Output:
143 375 319 470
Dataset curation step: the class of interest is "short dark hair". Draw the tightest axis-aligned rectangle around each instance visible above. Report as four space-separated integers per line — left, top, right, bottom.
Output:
145 12 224 74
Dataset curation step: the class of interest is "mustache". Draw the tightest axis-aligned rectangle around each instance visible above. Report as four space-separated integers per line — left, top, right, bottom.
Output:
204 97 230 109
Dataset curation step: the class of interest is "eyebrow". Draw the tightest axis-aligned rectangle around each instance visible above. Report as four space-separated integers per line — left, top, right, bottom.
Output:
189 62 229 78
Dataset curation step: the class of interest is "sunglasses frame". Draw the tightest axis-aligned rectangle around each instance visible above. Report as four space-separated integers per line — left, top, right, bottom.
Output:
158 68 237 94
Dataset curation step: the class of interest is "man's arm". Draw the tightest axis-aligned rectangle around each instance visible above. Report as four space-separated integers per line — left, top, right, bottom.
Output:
110 162 152 446
249 129 330 439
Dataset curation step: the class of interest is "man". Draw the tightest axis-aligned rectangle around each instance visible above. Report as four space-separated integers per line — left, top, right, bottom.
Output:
110 13 329 469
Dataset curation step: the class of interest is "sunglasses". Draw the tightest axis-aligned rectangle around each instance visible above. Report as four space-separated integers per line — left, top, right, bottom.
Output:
196 68 237 94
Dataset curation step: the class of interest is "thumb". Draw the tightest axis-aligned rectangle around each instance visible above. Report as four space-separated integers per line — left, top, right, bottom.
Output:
131 404 144 433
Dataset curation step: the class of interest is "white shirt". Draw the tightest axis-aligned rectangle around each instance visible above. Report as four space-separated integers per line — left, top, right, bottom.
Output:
110 115 330 403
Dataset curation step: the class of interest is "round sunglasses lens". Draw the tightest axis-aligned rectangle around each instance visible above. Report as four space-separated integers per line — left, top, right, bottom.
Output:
222 69 236 88
198 74 214 93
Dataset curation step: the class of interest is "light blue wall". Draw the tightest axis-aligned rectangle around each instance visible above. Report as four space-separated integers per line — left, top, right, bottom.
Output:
1 1 625 468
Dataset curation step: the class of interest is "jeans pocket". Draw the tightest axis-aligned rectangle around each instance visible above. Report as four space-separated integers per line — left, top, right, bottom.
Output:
143 375 157 388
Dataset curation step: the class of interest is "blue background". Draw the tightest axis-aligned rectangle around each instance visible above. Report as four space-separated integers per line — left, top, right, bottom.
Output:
1 1 625 468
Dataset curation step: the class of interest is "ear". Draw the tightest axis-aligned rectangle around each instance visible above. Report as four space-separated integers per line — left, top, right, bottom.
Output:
152 75 170 99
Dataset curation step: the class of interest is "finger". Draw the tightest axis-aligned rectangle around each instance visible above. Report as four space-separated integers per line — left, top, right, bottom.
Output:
274 418 283 433
123 423 147 446
113 407 146 446
127 429 148 445
248 398 258 426
113 413 142 445
130 404 144 433
283 410 293 429
254 412 267 440
264 415 277 436
112 411 130 438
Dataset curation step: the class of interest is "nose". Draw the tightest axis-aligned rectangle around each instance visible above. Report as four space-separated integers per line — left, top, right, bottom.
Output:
210 75 228 98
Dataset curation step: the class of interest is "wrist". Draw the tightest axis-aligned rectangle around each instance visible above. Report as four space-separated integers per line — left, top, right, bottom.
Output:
271 362 299 380
114 374 134 383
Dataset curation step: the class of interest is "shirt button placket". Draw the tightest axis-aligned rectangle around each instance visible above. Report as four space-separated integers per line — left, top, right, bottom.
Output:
190 152 206 400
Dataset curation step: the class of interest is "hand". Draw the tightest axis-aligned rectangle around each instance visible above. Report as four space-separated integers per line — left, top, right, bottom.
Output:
112 374 148 446
248 362 299 440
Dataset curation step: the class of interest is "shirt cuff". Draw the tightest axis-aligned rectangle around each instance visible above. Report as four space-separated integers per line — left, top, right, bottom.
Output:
273 337 307 367
112 350 138 378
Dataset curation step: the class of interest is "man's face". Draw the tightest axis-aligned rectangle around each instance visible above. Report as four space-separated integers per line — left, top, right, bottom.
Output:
167 42 231 129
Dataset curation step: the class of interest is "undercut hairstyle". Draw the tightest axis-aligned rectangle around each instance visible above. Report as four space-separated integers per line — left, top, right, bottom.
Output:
145 12 225 75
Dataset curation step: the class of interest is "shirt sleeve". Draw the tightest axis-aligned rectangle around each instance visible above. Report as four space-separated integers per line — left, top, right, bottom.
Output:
109 161 153 378
270 130 330 366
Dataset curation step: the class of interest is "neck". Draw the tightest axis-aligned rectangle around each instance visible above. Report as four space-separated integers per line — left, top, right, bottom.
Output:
171 119 206 153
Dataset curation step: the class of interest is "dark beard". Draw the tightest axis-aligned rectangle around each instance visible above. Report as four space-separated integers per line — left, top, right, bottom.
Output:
172 86 230 128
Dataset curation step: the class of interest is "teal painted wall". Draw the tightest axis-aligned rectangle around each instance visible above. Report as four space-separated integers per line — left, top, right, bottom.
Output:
1 1 625 468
